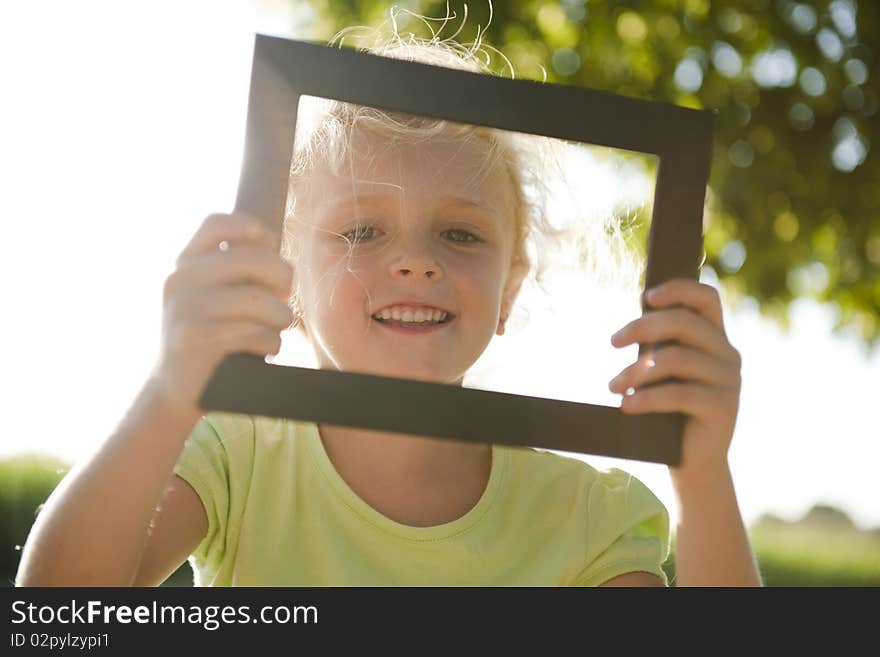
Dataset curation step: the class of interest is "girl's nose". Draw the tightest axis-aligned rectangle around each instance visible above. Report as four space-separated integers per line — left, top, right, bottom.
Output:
396 267 438 279
388 241 444 280
392 259 441 279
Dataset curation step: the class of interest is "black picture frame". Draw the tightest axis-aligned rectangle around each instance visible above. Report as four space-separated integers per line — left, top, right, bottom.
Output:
199 34 716 466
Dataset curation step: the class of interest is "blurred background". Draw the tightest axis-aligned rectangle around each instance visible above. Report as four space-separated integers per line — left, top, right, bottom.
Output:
1 0 877 586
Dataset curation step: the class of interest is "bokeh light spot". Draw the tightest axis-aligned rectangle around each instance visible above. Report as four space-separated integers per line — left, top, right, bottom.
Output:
537 3 567 33
785 3 818 34
719 240 747 274
551 48 581 76
799 67 826 97
774 211 800 242
751 49 798 88
844 59 868 85
816 28 844 62
829 0 857 39
832 135 868 172
656 15 680 40
787 261 829 297
749 125 775 153
674 59 703 92
728 139 755 167
711 41 742 77
616 11 647 44
717 8 742 34
788 102 815 130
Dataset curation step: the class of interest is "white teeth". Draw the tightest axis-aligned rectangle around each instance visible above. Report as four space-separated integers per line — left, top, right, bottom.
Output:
372 306 450 324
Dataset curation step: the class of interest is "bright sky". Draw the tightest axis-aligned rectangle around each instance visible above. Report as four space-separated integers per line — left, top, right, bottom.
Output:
2 1 878 531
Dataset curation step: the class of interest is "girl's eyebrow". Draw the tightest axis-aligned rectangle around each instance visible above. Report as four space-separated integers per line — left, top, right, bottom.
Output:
436 195 500 218
314 193 392 218
316 193 500 219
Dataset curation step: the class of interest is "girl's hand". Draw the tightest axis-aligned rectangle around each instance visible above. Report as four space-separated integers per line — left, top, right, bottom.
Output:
607 278 742 488
152 212 296 423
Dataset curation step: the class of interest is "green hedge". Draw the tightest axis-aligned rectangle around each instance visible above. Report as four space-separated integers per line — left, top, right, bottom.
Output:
0 454 192 587
0 454 69 586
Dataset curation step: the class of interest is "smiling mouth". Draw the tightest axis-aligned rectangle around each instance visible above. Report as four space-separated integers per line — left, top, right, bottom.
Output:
372 314 455 331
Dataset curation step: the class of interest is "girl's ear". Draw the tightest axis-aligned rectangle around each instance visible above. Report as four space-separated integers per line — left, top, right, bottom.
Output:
291 292 308 339
294 314 309 338
287 261 308 338
498 259 528 332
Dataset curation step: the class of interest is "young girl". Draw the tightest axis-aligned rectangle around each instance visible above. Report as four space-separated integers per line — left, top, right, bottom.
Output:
16 24 761 587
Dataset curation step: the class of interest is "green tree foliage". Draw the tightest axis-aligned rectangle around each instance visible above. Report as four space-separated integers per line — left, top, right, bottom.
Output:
296 0 880 351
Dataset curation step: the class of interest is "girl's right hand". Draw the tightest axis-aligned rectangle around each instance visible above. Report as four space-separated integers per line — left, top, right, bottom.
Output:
151 212 296 422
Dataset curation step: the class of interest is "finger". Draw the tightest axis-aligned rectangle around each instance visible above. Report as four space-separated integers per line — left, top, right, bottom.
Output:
608 345 740 393
189 284 296 331
177 213 280 265
612 307 740 365
201 318 285 358
619 381 738 417
167 245 295 302
643 279 725 333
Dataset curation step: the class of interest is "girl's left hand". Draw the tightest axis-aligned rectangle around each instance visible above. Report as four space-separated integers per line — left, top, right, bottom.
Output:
608 278 742 488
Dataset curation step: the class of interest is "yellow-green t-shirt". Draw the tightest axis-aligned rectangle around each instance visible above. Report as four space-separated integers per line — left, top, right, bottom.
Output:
172 412 670 586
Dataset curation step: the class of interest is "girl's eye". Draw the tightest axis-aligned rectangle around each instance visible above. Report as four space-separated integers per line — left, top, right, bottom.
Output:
342 224 378 243
444 229 481 243
341 225 481 244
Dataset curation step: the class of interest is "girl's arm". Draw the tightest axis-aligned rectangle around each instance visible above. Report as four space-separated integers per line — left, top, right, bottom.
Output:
17 212 295 586
16 377 206 586
670 465 761 586
609 279 762 587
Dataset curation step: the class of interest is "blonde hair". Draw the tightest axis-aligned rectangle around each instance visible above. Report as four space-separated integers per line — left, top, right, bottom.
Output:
281 4 643 333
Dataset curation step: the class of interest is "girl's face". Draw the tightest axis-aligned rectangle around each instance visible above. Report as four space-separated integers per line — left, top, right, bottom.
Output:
290 129 526 385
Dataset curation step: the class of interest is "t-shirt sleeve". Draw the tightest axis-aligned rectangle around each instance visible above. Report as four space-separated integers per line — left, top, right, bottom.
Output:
172 413 236 577
572 467 671 587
